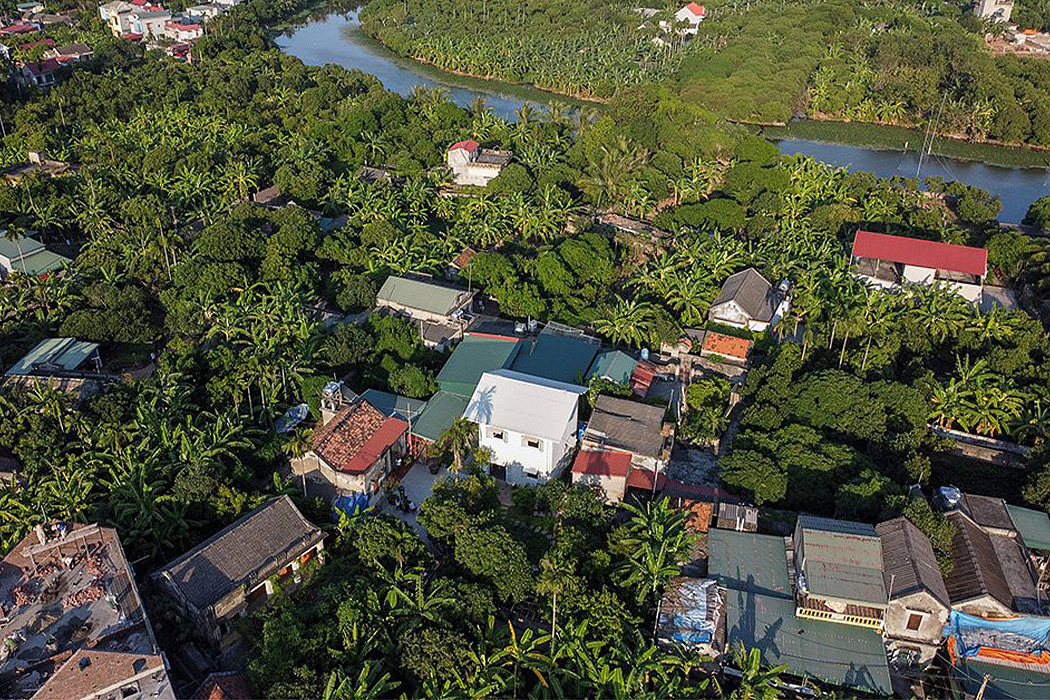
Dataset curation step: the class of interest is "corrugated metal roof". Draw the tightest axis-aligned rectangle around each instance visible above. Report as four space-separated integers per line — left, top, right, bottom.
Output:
798 516 886 605
376 276 471 317
851 230 987 277
360 389 426 422
724 588 892 696
585 395 666 458
707 528 792 599
435 334 520 398
1007 505 1050 552
586 349 637 385
509 331 598 385
409 391 469 442
6 337 98 376
0 233 45 261
463 369 585 441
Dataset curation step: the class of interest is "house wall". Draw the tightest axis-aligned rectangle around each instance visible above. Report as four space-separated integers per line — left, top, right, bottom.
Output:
572 470 626 502
479 412 577 486
451 163 503 187
708 300 750 329
883 591 949 664
376 299 458 326
951 595 1015 619
293 433 405 496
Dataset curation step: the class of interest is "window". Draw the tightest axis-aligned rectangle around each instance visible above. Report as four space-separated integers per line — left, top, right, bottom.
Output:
490 429 506 441
524 469 540 480
525 438 542 450
906 613 923 631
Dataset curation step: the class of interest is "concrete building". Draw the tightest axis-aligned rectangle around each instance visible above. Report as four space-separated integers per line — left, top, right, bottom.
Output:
0 521 173 699
581 394 672 477
850 229 987 303
374 275 475 350
152 496 325 654
976 0 1013 22
463 369 586 485
446 140 512 187
876 517 952 666
708 268 788 332
673 2 705 31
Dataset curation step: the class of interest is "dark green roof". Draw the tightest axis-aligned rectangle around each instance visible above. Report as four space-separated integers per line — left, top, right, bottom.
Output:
586 350 638 385
360 389 426 422
410 391 469 442
436 334 520 398
707 529 792 599
510 332 598 386
797 515 886 606
725 588 892 696
376 276 471 316
1007 504 1050 552
954 658 1050 700
6 337 98 376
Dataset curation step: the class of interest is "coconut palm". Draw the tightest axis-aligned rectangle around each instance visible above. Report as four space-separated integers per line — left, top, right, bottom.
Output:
594 297 656 348
428 418 477 474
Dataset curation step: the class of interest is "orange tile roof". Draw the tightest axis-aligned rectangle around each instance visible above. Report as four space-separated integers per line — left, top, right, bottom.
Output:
192 671 253 700
702 332 751 360
312 401 408 474
36 650 167 700
572 449 632 478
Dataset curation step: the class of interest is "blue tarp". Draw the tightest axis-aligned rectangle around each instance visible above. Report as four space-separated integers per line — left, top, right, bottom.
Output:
332 493 370 522
945 610 1050 659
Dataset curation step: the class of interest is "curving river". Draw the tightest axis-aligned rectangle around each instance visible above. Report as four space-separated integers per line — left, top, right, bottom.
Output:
277 11 1050 222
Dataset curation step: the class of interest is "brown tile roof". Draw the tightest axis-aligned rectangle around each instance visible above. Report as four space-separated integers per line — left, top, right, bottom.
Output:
876 517 950 606
312 401 390 473
958 493 1015 532
702 332 752 360
943 511 1013 609
153 496 323 612
680 499 713 534
35 649 168 700
192 671 253 700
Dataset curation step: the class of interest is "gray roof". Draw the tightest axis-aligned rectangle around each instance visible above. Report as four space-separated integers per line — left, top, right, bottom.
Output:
990 532 1039 613
155 496 323 611
797 515 886 606
710 268 775 322
6 337 98 376
958 493 1015 532
876 517 950 606
584 395 666 458
944 511 1013 609
376 276 473 317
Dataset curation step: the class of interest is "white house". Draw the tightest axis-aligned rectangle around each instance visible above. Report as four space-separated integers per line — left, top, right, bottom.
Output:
674 2 705 32
708 268 789 332
850 230 987 303
446 140 512 187
463 369 586 485
975 0 1013 22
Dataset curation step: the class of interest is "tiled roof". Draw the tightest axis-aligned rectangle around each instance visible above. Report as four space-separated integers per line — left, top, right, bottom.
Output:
851 230 988 277
192 671 253 700
876 517 950 606
957 493 1014 532
312 401 407 474
451 247 477 270
585 394 666 458
36 650 170 700
154 496 323 611
572 449 631 478
943 511 1013 609
702 332 751 360
448 140 479 153
710 268 774 322
683 2 705 16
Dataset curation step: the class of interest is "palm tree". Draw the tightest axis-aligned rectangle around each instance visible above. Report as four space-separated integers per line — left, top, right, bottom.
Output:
427 418 477 474
322 663 399 700
536 554 575 641
615 498 694 604
3 228 29 275
594 297 656 348
728 644 787 700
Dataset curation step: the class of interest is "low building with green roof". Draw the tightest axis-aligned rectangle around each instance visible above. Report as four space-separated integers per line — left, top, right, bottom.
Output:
435 334 521 398
586 349 638 386
410 391 470 443
509 330 598 386
0 233 70 281
1007 504 1050 552
6 337 99 376
375 275 475 323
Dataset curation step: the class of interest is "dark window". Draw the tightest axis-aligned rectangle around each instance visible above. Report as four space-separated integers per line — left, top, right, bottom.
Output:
906 613 923 631
526 439 541 449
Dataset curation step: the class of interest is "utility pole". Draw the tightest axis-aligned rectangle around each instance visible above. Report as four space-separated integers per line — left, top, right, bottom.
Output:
975 673 991 700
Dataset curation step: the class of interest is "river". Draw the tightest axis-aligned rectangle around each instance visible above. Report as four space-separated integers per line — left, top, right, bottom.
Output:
277 12 1050 223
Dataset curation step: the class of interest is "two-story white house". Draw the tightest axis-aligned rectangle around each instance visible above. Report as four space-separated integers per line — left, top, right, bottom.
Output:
463 369 586 485
673 2 705 32
446 140 512 187
850 229 988 304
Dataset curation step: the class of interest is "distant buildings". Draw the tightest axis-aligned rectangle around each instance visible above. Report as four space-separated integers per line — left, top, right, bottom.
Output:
975 0 1013 22
673 2 706 31
0 521 173 699
850 229 988 303
0 232 70 280
446 140 512 187
99 0 230 49
152 496 324 655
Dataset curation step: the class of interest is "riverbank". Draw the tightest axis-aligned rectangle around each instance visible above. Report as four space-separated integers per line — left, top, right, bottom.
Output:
759 120 1050 170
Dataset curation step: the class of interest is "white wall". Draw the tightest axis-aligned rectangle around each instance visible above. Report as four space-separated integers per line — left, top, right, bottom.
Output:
709 301 749 329
479 408 577 486
883 592 949 664
572 471 626 503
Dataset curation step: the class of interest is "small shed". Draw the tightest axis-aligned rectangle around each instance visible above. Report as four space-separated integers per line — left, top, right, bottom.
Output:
716 503 758 532
656 577 724 656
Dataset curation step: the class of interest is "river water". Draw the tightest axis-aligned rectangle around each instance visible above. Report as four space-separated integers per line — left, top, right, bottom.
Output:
277 12 1050 222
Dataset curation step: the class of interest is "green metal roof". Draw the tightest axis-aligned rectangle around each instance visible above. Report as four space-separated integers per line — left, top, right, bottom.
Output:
436 334 520 398
707 529 793 599
798 516 886 606
15 249 69 276
1007 504 1050 552
724 588 892 696
360 389 426 423
509 332 599 386
410 391 469 442
586 349 638 385
376 276 469 316
953 658 1050 700
0 234 45 262
7 337 98 376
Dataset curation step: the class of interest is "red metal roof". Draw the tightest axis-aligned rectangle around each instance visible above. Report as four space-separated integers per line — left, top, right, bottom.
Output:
345 417 408 474
0 24 39 34
448 140 479 153
631 360 657 397
683 2 705 16
626 466 667 492
572 449 632 478
851 229 987 277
